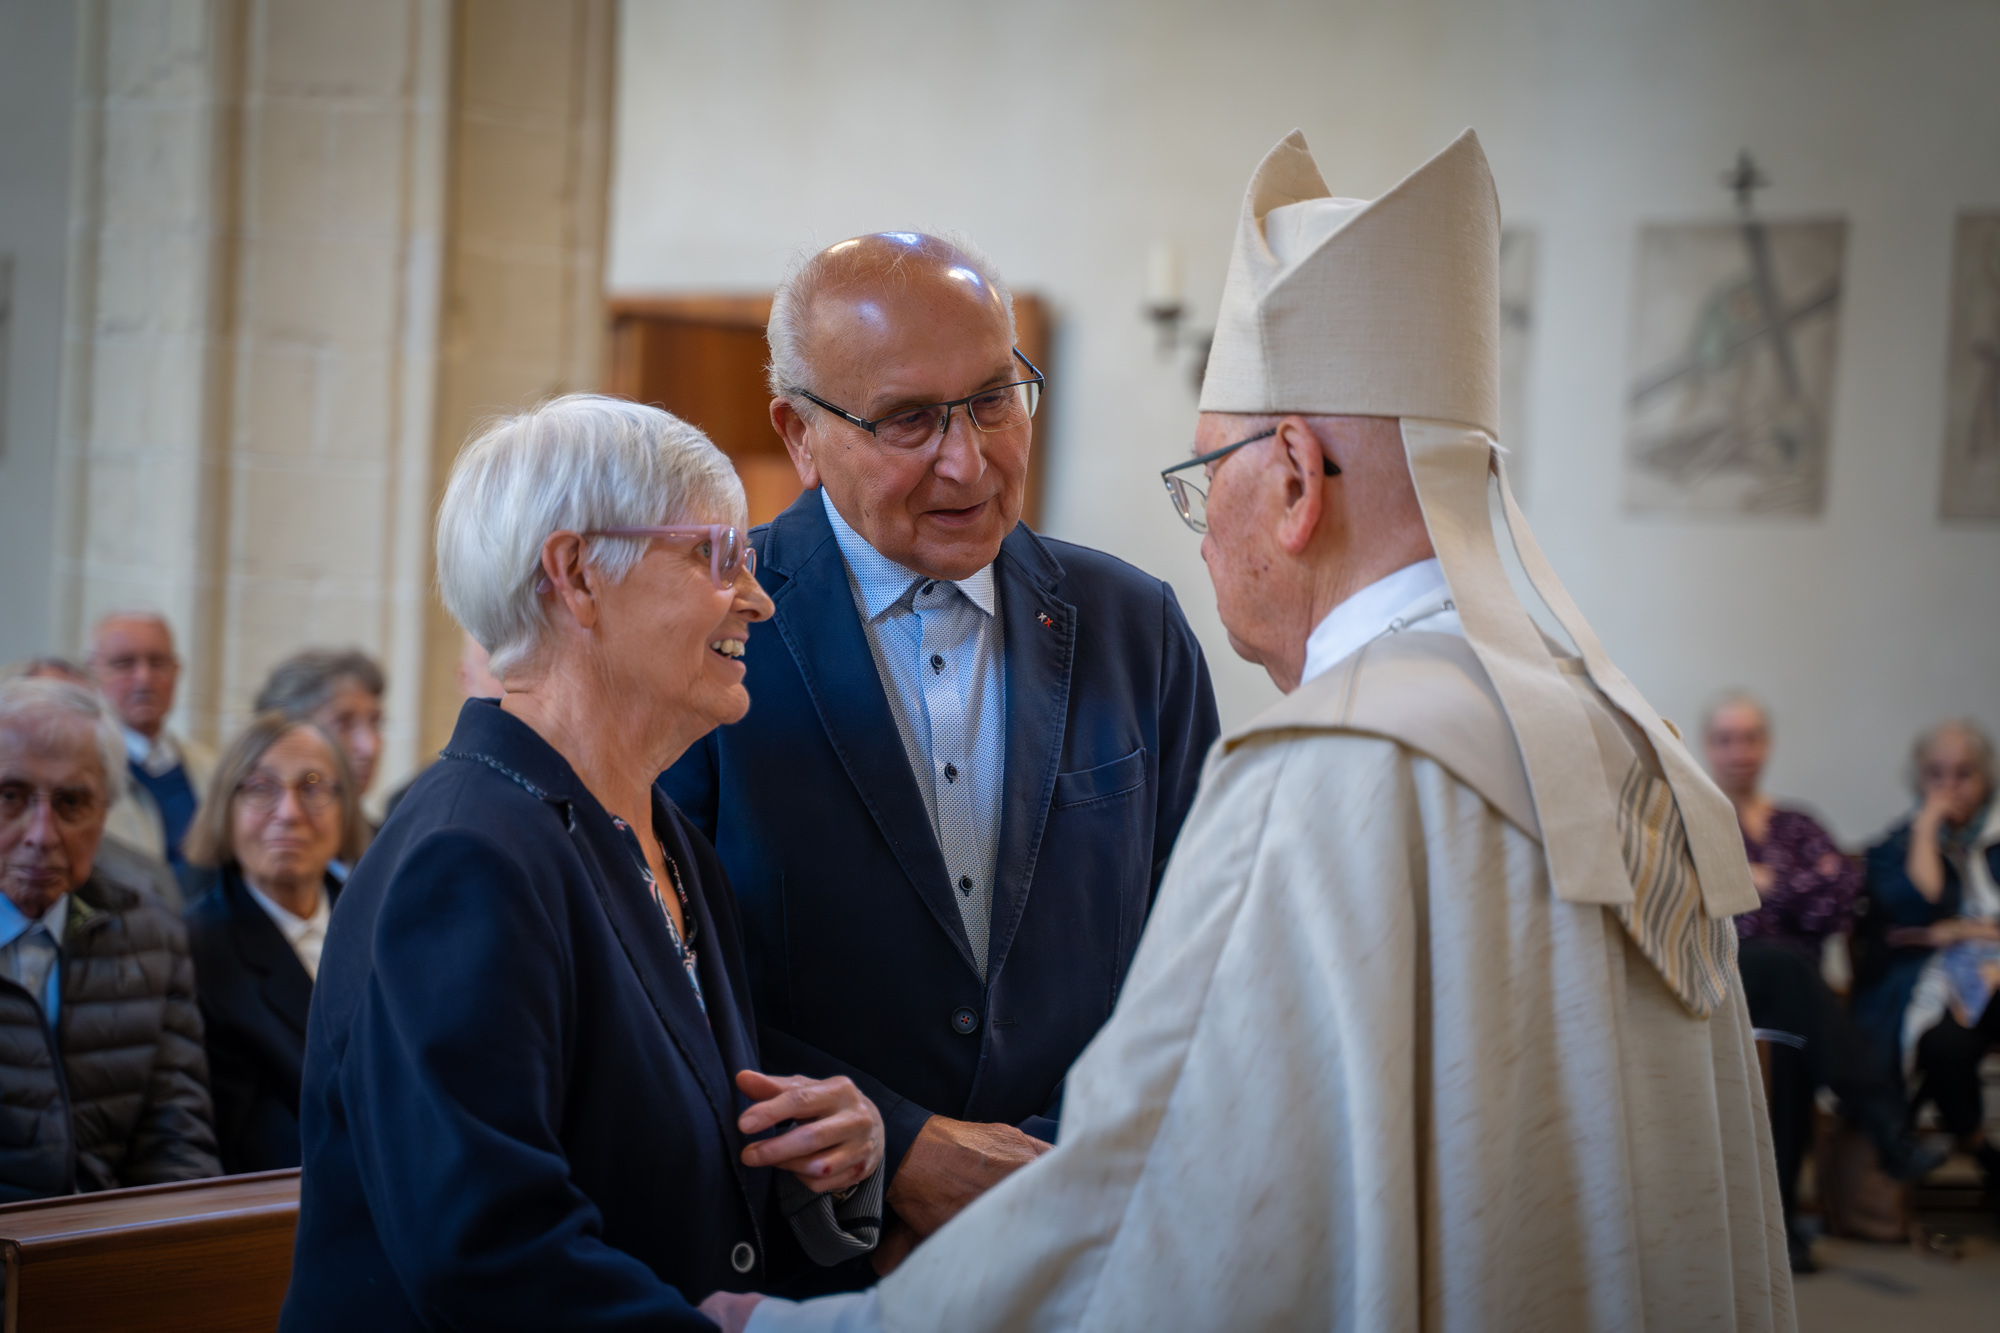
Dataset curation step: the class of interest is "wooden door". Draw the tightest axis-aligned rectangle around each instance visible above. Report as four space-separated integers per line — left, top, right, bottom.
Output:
606 293 1051 528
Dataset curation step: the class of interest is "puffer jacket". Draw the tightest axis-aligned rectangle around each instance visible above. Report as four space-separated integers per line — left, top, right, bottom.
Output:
0 868 221 1201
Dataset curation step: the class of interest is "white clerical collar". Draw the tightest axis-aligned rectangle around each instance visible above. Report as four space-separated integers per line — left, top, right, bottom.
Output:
820 488 997 619
1300 557 1463 687
122 725 181 776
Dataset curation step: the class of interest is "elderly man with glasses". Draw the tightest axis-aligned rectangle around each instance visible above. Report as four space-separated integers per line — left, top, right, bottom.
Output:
0 678 219 1201
661 231 1219 1284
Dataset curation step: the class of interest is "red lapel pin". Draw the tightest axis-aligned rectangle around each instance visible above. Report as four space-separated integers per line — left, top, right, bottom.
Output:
1036 611 1056 629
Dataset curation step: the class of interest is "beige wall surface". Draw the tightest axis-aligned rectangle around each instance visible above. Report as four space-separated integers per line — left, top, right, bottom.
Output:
24 0 612 806
608 0 2000 842
0 1 79 664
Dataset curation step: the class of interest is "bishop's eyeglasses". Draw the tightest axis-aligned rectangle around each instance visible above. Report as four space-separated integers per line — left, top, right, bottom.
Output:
1160 427 1340 534
787 349 1044 452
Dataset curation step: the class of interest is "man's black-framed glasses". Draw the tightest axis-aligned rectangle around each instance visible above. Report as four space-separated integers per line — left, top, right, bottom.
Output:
1160 427 1339 534
789 349 1044 452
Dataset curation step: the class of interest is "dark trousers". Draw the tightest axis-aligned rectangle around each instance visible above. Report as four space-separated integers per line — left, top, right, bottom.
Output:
1913 995 2000 1137
1739 938 1904 1222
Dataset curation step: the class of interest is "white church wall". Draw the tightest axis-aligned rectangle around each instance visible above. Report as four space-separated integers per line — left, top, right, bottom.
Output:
609 0 2000 845
0 1 79 664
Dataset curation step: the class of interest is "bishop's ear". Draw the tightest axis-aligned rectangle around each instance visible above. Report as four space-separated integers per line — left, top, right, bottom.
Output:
1272 416 1334 556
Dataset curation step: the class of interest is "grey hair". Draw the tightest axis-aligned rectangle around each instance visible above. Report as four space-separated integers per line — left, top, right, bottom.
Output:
88 608 174 647
1701 690 1770 739
255 647 385 718
436 393 745 678
0 657 94 686
766 230 1018 404
0 678 130 797
1906 718 1997 798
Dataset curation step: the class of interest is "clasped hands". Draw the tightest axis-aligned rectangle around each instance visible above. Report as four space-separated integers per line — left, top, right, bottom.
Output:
699 1112 1051 1331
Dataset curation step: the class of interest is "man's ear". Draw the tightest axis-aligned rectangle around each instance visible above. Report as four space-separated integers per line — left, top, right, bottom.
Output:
1272 416 1330 557
538 531 600 631
771 398 823 490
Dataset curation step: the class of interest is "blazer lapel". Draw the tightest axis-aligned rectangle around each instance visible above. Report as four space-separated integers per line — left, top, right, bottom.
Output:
984 527 1075 981
224 872 313 1036
568 803 737 1125
762 493 977 974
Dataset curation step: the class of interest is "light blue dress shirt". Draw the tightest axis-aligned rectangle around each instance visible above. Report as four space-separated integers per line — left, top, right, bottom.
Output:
821 490 1006 979
0 892 69 1032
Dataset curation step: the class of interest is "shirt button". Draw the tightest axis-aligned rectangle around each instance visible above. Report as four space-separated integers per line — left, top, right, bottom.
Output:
731 1241 755 1273
930 653 945 672
944 763 958 782
958 875 973 894
952 1007 979 1035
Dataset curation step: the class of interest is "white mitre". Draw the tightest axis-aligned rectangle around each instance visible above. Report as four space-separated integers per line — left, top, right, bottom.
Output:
1203 129 1754 918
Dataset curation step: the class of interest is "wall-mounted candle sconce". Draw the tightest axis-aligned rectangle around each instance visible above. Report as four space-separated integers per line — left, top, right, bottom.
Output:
1143 241 1212 395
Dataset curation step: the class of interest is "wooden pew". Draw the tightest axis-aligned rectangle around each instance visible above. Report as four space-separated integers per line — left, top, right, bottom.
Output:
0 1169 298 1333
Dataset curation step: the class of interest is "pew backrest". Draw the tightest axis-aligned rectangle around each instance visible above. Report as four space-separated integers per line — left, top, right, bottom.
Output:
0 1169 299 1333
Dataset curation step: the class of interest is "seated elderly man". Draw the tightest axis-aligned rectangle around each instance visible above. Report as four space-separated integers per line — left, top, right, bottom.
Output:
662 231 1219 1280
88 611 215 878
0 678 219 1201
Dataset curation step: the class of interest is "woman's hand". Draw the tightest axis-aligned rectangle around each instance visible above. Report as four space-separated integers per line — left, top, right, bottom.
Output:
735 1070 884 1194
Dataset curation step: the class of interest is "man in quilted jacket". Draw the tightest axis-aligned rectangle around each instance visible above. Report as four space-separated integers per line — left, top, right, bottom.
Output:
0 677 219 1199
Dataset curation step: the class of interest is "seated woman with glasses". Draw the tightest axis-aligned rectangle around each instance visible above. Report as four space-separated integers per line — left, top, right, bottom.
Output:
182 714 362 1173
281 394 886 1331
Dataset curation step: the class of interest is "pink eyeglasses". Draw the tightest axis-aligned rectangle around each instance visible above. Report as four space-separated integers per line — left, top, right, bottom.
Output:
534 525 757 593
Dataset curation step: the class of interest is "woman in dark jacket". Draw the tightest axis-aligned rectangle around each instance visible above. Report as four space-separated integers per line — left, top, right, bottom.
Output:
183 713 362 1173
280 396 884 1333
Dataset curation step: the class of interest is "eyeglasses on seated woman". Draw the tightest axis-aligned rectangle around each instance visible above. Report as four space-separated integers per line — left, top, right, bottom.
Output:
279 393 887 1331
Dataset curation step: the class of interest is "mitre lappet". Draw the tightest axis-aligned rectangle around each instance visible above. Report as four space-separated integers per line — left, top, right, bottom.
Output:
1201 127 1758 1014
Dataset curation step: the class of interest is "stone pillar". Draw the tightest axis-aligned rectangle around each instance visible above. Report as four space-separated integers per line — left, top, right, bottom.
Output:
420 0 615 757
54 0 613 799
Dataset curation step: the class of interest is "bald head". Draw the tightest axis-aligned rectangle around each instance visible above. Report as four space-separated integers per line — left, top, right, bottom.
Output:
767 232 1035 581
768 232 1016 401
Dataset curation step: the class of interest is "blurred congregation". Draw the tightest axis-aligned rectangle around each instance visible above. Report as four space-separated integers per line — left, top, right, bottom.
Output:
3 1 1999 1330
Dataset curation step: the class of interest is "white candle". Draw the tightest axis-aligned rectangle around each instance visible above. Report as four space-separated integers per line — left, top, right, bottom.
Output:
1146 241 1183 310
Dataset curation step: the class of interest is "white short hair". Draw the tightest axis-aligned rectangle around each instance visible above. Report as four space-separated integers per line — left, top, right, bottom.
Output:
0 678 129 797
436 394 745 678
766 230 1017 403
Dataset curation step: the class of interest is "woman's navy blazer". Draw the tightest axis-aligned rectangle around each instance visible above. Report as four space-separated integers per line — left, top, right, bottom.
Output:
282 700 795 1331
183 866 339 1173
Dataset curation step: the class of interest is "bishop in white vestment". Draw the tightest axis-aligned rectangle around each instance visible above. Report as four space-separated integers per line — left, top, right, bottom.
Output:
723 129 1793 1332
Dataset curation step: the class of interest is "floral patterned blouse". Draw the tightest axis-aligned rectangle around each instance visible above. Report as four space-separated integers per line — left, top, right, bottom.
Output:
1733 806 1861 946
609 815 704 1012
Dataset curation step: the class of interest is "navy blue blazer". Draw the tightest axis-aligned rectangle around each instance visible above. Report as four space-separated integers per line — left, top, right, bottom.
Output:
661 489 1218 1180
183 867 339 1173
283 700 800 1331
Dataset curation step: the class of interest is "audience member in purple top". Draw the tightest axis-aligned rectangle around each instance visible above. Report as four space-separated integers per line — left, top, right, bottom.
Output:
1705 693 1860 944
1702 692 1941 1274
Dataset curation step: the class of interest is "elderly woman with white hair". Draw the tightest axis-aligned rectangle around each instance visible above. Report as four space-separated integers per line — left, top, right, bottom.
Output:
282 395 886 1332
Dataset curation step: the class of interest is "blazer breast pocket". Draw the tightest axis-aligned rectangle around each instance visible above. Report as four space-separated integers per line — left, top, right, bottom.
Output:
1052 748 1148 809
